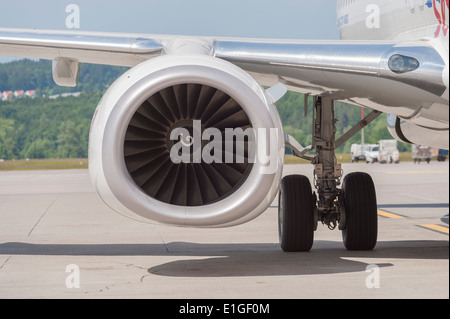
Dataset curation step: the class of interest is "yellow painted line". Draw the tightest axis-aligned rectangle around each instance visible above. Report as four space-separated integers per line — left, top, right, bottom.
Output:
420 224 449 235
385 170 449 175
377 210 405 219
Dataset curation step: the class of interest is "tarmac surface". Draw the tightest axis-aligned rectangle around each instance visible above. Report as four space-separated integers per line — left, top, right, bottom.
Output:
0 162 448 299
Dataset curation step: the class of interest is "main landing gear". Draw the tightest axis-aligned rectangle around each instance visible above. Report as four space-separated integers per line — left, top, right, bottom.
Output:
280 97 381 252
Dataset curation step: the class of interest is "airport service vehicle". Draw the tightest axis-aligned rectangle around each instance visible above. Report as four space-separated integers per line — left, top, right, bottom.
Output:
351 144 370 163
365 145 379 164
378 140 400 164
412 145 433 163
438 149 449 162
0 0 448 252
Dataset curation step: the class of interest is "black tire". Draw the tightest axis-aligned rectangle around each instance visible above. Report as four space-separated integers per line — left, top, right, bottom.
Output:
278 175 314 252
342 172 378 251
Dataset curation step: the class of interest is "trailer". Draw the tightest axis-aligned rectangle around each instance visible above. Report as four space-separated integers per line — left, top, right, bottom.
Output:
412 145 432 164
378 140 400 164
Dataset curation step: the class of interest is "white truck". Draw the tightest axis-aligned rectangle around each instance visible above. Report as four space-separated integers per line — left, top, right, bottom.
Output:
350 144 370 163
378 139 400 164
364 144 379 164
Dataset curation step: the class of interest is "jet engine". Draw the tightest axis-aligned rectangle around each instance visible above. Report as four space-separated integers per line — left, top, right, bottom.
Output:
89 55 284 227
387 114 449 150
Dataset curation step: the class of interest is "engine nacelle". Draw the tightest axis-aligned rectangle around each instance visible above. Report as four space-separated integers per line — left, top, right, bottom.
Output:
387 114 449 150
89 55 284 227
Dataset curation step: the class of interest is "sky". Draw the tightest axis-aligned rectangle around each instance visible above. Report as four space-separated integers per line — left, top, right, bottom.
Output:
0 0 339 63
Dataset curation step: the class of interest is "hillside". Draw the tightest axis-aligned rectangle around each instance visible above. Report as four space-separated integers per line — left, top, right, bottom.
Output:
0 59 128 95
0 59 406 160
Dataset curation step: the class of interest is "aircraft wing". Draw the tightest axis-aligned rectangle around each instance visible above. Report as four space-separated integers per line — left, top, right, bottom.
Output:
0 28 448 131
0 28 165 67
0 28 446 96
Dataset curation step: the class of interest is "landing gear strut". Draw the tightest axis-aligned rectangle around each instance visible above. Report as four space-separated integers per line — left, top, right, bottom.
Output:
279 96 379 252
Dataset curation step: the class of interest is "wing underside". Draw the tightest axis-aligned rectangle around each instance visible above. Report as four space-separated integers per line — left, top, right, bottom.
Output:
0 28 448 129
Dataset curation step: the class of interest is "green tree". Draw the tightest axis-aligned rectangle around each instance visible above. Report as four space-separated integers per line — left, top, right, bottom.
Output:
24 138 55 159
0 117 17 159
0 59 128 94
57 120 84 158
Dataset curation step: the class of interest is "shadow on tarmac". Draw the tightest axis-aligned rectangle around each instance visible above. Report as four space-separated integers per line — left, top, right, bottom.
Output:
0 240 447 277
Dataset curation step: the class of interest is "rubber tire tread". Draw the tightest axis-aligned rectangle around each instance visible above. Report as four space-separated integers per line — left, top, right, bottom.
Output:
279 175 314 252
342 172 378 250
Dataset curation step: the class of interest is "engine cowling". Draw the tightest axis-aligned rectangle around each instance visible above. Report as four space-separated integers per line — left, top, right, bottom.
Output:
89 55 284 227
386 114 449 149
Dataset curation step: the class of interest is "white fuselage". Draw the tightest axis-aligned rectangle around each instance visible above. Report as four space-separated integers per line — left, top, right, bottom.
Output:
338 0 449 82
336 0 449 148
338 0 449 42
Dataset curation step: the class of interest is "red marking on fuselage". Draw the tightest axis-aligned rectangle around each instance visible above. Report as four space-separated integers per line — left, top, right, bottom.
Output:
434 0 450 37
